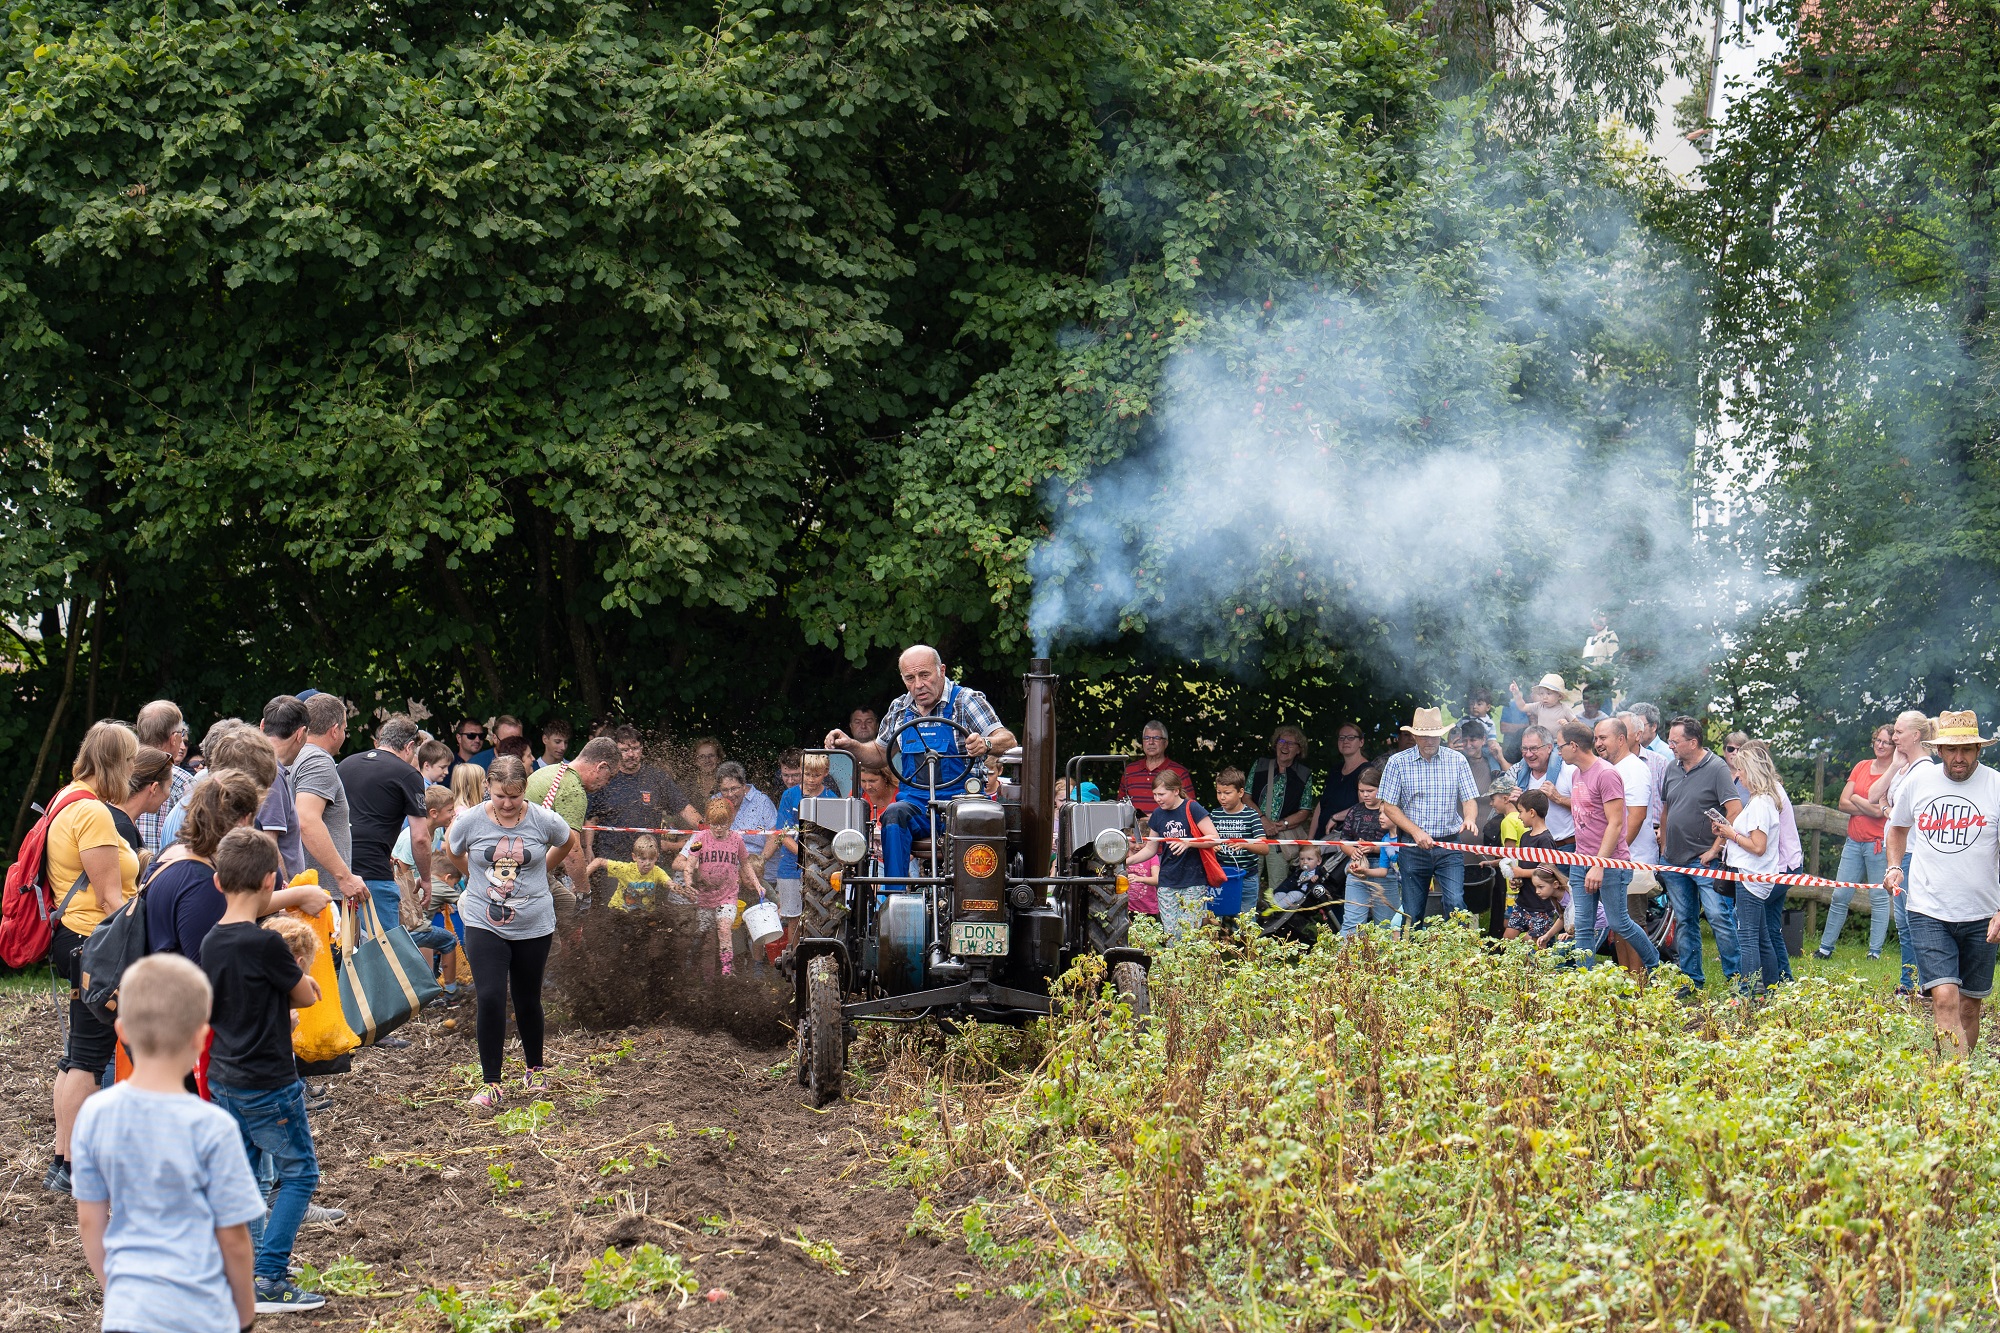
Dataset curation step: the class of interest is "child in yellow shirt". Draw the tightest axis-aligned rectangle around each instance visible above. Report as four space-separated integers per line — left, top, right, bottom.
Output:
587 834 672 912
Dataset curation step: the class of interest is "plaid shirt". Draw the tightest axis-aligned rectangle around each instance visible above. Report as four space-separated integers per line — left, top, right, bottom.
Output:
136 763 195 851
1376 745 1479 838
878 684 1005 789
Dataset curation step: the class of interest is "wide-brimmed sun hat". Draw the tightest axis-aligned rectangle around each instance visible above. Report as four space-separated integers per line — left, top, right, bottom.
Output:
1932 710 1998 747
1402 707 1451 738
1535 673 1583 704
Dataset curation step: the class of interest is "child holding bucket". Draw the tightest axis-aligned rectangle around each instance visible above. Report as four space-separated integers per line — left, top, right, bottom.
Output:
673 797 769 978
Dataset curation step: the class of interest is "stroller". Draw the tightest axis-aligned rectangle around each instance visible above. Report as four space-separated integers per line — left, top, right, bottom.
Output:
1262 851 1348 946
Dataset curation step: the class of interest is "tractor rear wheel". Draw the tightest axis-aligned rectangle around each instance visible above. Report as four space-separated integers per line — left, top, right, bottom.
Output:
1112 960 1150 1024
801 955 846 1105
799 827 846 941
1087 875 1130 953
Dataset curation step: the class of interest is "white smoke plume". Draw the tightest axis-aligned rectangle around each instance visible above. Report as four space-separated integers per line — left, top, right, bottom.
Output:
1028 207 1784 701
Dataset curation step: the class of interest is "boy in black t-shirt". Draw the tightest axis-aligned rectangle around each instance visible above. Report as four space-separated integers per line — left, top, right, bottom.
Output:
200 828 328 1314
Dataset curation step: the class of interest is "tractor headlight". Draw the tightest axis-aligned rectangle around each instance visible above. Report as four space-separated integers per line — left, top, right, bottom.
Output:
832 828 867 864
1093 827 1130 865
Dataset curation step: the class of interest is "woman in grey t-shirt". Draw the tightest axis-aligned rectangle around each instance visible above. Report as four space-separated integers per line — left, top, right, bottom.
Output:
446 757 575 1113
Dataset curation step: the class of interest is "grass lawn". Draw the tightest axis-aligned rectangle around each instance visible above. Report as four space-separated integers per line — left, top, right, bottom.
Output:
1678 902 1909 991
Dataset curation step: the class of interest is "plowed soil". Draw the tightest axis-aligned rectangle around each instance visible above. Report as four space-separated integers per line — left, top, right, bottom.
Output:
0 938 1029 1333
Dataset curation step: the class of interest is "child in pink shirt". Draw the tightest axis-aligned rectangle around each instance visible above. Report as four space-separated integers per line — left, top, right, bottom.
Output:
673 797 768 977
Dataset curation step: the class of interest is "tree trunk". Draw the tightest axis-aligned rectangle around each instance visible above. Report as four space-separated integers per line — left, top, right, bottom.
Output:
12 593 90 850
82 586 105 724
432 548 507 705
533 511 557 699
560 535 604 719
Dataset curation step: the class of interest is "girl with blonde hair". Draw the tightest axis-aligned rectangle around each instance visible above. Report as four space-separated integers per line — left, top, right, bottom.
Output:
1716 744 1789 994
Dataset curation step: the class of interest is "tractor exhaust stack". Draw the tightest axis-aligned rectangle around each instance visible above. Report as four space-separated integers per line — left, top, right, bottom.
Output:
1021 657 1058 877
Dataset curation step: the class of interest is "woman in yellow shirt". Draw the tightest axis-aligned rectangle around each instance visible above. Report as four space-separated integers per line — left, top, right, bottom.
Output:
45 722 141 1197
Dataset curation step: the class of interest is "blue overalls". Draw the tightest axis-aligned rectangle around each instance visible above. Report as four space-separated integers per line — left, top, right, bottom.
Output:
880 683 974 879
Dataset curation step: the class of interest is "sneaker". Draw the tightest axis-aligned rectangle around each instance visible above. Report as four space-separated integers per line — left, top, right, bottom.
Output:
1893 984 1916 999
303 1090 333 1114
42 1158 71 1195
1814 946 1835 960
303 1202 346 1226
468 1084 504 1115
1868 952 1882 961
522 1067 547 1093
254 1277 327 1313
373 1034 411 1050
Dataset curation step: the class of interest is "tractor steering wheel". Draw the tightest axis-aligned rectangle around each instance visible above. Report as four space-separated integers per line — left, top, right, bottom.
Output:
883 713 979 807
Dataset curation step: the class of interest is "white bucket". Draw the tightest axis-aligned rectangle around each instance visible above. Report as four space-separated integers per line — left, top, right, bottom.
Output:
742 900 784 949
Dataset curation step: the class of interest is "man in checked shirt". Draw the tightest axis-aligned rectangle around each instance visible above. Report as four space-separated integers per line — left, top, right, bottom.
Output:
1376 707 1480 928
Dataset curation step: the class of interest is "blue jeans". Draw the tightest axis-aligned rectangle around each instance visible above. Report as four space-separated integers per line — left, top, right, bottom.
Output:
1819 839 1890 954
1568 866 1660 969
1762 887 1794 982
210 1079 319 1280
1398 845 1464 924
1342 869 1399 936
1656 859 1740 988
1892 852 1917 987
367 879 460 955
1741 885 1791 992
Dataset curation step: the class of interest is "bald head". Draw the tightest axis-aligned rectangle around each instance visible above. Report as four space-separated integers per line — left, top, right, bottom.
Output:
899 644 949 711
136 700 186 760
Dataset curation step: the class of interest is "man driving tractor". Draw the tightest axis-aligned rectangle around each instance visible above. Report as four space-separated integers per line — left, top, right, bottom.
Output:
823 645 1018 880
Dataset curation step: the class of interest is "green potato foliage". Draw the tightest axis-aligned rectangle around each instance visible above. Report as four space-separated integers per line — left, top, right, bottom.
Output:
891 929 2000 1328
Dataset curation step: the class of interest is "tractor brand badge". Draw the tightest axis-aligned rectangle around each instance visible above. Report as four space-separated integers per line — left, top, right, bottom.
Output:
962 899 1000 913
962 844 1000 879
1917 795 1989 852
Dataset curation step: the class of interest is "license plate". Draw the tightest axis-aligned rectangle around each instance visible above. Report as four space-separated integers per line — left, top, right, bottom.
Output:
951 921 1010 956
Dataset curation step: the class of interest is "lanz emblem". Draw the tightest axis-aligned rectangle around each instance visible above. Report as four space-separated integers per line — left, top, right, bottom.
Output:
962 844 1000 878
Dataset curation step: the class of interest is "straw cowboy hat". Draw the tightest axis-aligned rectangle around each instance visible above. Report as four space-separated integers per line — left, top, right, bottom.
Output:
1932 710 1998 747
1535 673 1584 705
1401 707 1452 738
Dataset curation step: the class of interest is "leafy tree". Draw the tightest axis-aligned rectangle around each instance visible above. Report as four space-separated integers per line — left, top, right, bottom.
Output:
1670 0 2000 750
0 0 1735 846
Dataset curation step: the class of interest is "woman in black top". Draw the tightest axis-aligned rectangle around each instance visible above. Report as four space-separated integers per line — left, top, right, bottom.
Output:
1311 723 1370 839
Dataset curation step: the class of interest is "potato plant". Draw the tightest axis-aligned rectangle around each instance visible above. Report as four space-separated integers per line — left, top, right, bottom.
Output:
885 928 2000 1329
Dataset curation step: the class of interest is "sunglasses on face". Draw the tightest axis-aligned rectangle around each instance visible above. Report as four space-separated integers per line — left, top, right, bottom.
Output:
460 729 485 740
1725 744 1739 753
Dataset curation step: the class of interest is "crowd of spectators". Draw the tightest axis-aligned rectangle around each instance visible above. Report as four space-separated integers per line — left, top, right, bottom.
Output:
27 664 2000 1318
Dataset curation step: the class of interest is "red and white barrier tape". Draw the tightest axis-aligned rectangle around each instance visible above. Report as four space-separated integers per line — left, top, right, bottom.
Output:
1200 836 1888 893
580 827 1887 893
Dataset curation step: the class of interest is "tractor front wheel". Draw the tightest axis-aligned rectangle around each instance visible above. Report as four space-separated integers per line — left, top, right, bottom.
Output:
799 827 847 941
1087 870 1131 953
800 954 846 1104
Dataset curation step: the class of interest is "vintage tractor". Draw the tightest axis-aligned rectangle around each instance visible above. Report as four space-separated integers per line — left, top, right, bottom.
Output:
788 658 1148 1103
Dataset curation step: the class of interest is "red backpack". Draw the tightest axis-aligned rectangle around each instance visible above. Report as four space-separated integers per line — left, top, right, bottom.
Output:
0 787 101 968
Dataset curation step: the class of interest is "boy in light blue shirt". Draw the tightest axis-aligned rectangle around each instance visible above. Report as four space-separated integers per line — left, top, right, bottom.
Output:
72 954 267 1333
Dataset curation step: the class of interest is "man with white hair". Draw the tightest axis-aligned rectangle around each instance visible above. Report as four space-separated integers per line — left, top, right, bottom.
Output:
825 645 1017 879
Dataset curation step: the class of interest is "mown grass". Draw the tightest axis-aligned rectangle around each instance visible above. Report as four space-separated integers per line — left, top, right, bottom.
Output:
880 922 2000 1331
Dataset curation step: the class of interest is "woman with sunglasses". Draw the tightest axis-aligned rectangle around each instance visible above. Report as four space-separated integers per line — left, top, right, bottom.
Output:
447 756 576 1114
